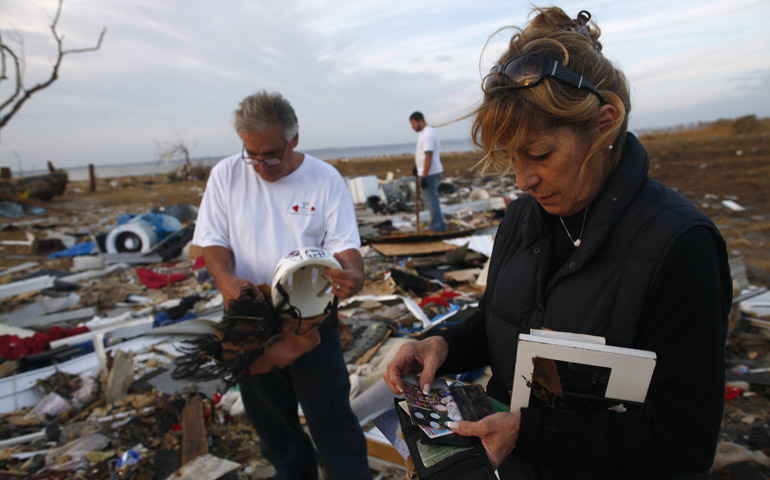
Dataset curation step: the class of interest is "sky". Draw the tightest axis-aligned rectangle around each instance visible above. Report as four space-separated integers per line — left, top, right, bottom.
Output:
1 0 769 172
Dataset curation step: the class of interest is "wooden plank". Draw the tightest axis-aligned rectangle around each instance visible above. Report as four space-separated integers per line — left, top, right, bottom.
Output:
366 436 405 467
370 241 456 257
5 307 97 329
0 275 56 300
103 252 164 264
365 227 478 244
0 262 38 277
444 268 482 283
60 263 128 283
182 394 208 465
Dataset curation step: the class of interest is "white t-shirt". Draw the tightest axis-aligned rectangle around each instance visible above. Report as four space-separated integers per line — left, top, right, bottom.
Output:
415 125 443 176
193 152 360 285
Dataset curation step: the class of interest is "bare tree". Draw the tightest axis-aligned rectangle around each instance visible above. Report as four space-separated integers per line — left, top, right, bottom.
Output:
0 0 106 132
156 134 195 181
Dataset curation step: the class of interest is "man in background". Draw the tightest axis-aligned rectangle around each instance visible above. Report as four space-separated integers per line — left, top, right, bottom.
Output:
410 111 447 232
193 90 371 479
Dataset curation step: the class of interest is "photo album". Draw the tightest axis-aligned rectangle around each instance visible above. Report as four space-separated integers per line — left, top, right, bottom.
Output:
510 330 657 414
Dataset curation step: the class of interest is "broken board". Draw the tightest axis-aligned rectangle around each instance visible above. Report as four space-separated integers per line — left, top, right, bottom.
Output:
364 227 478 244
443 268 482 283
370 241 457 257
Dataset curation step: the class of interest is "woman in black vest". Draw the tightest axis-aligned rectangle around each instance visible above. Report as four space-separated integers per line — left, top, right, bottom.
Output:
385 6 732 479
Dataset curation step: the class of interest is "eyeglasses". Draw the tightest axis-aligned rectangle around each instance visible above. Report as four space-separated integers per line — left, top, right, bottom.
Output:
486 53 606 105
241 141 287 166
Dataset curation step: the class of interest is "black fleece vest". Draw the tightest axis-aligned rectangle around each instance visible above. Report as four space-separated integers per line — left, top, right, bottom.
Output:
482 133 730 400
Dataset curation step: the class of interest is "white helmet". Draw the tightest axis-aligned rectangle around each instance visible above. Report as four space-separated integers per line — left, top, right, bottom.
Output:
271 247 341 318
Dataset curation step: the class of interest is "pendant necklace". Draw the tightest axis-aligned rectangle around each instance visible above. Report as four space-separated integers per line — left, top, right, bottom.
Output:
559 208 588 247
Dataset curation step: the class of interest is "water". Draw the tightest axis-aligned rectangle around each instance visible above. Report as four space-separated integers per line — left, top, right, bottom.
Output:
307 137 475 161
48 138 476 182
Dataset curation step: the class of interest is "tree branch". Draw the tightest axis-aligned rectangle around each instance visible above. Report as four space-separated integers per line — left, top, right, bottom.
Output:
0 40 23 114
0 0 107 131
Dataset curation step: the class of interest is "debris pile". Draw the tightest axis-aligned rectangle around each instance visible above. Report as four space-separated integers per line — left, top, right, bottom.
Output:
0 156 769 478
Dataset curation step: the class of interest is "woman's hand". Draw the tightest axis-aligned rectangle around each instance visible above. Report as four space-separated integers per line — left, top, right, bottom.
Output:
384 336 449 394
448 411 521 469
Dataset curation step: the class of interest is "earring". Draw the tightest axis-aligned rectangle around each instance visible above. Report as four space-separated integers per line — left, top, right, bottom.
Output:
608 145 614 151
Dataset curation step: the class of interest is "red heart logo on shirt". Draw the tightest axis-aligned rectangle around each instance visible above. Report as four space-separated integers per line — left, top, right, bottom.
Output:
292 205 299 212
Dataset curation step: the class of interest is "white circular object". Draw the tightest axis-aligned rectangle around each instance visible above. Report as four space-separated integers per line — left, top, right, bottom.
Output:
469 188 490 201
271 247 342 318
105 220 158 253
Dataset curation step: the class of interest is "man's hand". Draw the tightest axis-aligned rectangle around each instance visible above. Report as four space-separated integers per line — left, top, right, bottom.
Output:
325 249 364 299
384 336 449 395
447 411 521 469
220 277 263 310
203 246 264 310
420 177 428 190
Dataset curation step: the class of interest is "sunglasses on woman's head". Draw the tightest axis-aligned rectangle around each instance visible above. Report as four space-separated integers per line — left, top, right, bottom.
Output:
485 53 606 105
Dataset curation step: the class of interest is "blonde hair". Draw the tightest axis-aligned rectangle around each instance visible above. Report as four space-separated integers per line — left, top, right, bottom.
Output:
472 7 630 180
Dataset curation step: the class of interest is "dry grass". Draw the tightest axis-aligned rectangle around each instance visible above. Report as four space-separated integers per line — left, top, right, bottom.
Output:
638 115 768 140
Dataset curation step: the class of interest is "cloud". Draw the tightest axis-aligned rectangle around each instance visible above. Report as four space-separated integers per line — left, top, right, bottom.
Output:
630 67 770 130
2 0 769 170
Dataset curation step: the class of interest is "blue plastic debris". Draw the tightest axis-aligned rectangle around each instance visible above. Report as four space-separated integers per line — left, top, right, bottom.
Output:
49 241 97 259
116 449 140 471
116 212 182 242
0 201 25 218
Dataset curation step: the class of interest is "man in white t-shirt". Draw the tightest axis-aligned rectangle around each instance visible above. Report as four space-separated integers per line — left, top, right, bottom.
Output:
410 111 447 232
193 91 371 479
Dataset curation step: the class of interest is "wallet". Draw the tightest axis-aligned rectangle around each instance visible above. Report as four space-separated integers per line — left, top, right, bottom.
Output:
394 384 498 480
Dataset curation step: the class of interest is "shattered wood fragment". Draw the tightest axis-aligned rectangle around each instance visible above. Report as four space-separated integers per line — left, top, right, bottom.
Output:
390 268 442 295
181 394 208 465
0 360 19 379
168 453 240 480
370 241 457 257
105 350 134 405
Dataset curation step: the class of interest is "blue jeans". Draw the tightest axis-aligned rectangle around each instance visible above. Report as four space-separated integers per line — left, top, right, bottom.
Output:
422 173 447 232
239 325 371 480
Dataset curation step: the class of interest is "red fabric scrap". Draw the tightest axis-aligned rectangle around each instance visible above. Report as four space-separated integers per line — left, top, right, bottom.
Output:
193 255 205 270
419 290 461 308
724 385 743 401
136 267 188 289
0 325 89 360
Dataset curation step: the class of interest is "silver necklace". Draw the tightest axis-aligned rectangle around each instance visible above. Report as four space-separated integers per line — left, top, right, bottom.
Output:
559 208 588 247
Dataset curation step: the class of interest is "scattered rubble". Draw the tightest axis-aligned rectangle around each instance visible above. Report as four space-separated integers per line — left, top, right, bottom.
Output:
1 119 769 478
